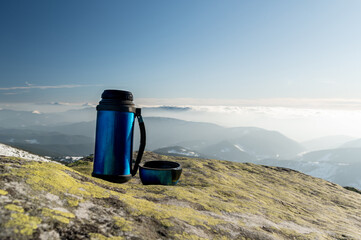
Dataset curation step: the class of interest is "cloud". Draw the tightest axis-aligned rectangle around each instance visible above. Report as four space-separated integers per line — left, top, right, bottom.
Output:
2 92 19 95
0 84 101 91
43 101 97 107
144 106 191 112
48 102 70 106
32 110 41 114
138 98 361 110
82 102 96 108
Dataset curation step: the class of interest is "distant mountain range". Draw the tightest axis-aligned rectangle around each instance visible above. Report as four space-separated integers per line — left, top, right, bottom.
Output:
0 127 94 157
1 108 361 189
256 148 361 189
153 146 206 158
0 108 96 128
6 115 304 160
136 117 304 160
301 135 356 151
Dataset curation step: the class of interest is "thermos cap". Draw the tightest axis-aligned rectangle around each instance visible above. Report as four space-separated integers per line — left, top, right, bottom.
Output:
101 90 133 101
97 89 136 113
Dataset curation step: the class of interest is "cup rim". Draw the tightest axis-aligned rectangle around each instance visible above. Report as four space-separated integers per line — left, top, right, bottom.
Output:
140 160 182 171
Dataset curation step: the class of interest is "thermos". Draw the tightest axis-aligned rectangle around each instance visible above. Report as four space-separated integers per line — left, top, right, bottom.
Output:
92 90 146 183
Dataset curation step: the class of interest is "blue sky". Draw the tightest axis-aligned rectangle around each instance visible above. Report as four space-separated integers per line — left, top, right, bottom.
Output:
1 0 361 108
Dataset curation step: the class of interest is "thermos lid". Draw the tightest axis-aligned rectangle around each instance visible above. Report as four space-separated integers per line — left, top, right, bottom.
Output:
97 89 137 113
101 90 133 101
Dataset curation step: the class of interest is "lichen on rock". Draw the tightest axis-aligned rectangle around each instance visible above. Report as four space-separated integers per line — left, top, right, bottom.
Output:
5 212 42 236
1 152 361 239
0 189 8 195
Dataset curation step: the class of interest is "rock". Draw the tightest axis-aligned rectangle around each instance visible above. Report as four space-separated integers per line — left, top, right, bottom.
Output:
1 152 361 239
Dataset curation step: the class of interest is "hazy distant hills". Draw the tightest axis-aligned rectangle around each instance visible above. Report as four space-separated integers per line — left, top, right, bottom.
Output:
30 121 97 138
136 117 304 160
258 148 361 189
153 146 207 158
0 108 95 128
301 135 356 151
340 138 361 148
0 128 94 157
1 108 361 188
199 140 256 162
302 148 361 163
0 112 305 160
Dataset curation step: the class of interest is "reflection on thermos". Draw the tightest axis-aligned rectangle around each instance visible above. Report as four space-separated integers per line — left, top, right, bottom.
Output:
92 89 146 183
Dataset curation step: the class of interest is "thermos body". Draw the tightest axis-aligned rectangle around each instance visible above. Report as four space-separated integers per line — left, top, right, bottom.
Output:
93 111 135 177
92 90 146 183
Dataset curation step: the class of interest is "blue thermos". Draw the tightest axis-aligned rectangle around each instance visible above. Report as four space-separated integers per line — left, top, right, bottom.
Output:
92 89 146 183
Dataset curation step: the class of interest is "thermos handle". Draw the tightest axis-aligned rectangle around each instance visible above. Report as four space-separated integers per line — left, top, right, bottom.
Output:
131 108 146 176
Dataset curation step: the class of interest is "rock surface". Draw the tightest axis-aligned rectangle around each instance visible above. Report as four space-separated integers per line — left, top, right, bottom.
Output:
0 152 361 240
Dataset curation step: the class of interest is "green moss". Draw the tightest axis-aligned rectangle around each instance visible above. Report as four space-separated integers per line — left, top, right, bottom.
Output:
3 154 361 239
119 192 225 229
0 189 8 195
5 204 24 213
173 232 209 240
10 161 114 199
42 208 75 224
89 233 124 240
67 198 80 207
275 228 314 240
113 216 133 231
5 212 41 236
67 160 94 175
5 156 22 161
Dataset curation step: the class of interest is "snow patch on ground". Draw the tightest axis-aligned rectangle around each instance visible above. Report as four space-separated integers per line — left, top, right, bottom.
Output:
25 139 39 144
0 143 50 162
168 149 200 157
234 144 245 152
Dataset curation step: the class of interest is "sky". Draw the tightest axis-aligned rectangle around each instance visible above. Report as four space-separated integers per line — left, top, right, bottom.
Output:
1 0 361 140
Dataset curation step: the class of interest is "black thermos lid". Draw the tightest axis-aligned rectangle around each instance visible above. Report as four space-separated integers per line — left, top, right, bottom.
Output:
101 90 133 101
97 89 136 112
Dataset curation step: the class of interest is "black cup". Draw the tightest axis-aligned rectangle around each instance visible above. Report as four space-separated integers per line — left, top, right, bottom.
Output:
139 161 182 185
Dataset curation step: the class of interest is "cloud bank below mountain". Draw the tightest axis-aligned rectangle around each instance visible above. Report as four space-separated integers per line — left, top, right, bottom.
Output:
142 104 361 141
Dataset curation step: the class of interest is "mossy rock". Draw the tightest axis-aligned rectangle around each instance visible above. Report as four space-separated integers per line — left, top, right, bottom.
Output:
1 152 361 239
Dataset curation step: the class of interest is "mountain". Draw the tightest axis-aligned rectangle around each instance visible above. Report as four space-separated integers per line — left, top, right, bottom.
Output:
224 127 303 159
135 117 304 160
340 138 361 148
200 140 256 162
0 108 95 129
15 117 304 160
258 148 361 189
301 135 355 151
0 128 94 157
301 148 361 164
30 121 96 138
7 142 94 158
1 152 361 239
135 117 224 150
153 146 206 158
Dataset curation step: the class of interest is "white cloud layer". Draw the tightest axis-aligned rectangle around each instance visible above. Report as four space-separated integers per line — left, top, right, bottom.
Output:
0 84 101 91
138 98 361 110
142 104 361 141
